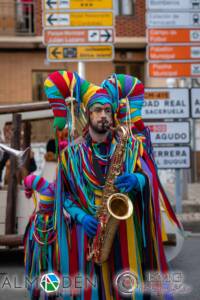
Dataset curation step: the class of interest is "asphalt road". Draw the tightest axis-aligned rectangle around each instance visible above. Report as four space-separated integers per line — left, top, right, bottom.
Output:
0 235 199 300
171 234 200 300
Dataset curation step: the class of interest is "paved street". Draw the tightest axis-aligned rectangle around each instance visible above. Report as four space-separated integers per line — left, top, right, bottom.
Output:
0 235 199 300
171 235 200 300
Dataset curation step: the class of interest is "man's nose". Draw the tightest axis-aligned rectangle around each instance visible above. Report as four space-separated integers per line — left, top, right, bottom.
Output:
100 109 107 117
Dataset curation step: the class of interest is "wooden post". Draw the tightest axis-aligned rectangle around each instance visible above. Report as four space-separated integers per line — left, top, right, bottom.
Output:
5 113 21 234
23 121 31 174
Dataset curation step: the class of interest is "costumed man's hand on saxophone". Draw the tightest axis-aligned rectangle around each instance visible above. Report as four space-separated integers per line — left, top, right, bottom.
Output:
114 172 146 193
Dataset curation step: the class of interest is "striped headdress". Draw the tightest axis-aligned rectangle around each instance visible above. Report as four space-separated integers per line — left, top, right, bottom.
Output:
102 73 145 130
44 70 145 131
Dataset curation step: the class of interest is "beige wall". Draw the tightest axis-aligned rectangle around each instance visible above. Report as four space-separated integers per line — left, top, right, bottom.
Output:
0 50 114 104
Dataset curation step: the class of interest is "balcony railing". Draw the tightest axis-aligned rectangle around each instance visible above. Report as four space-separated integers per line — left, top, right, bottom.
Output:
0 1 35 36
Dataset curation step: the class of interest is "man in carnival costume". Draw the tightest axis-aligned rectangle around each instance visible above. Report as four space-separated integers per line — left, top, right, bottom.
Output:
36 70 183 300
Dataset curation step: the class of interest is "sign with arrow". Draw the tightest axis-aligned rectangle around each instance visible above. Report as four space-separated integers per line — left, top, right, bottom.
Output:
44 28 114 44
44 11 113 27
42 0 115 62
47 44 114 61
44 0 113 10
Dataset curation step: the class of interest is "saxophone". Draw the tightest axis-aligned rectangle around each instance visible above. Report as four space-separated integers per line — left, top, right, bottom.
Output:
87 125 133 264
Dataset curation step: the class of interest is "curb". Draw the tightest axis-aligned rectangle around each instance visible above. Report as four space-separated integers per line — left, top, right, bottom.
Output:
178 213 200 233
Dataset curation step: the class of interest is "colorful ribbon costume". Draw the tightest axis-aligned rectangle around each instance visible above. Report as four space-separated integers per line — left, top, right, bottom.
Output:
23 70 183 300
23 174 70 299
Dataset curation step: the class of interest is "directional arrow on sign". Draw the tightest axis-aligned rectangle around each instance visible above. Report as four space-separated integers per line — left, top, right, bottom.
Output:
100 29 112 42
47 14 58 26
51 47 62 58
46 0 57 9
47 14 69 26
88 29 113 42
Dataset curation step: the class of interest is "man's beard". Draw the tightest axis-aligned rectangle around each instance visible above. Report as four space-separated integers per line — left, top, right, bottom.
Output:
89 119 111 134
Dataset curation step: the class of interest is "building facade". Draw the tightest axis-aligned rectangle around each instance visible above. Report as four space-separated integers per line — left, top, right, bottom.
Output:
1 1 200 181
0 0 148 105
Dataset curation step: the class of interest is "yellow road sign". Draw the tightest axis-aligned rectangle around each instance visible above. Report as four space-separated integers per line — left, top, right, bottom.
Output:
44 0 113 10
44 11 113 27
70 0 113 9
48 44 114 61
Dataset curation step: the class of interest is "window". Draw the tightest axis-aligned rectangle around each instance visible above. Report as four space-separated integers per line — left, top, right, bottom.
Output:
15 0 35 35
32 71 51 101
115 63 144 83
114 0 135 16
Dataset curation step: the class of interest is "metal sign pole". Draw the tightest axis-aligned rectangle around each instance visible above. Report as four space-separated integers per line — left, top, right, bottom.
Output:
193 118 198 182
165 78 183 214
175 169 182 214
78 61 86 78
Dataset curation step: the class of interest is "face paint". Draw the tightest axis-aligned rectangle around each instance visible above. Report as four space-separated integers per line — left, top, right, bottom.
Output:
89 104 112 116
89 103 113 134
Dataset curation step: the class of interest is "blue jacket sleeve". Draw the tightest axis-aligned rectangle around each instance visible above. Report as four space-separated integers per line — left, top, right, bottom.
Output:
64 197 87 224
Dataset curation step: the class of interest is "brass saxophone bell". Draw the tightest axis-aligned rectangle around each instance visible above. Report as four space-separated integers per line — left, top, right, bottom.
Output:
107 193 133 220
0 143 30 167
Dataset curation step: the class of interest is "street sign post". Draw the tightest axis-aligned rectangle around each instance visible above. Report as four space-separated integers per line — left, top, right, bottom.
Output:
146 122 190 144
143 88 190 119
47 44 114 61
44 28 114 44
153 146 191 169
148 62 200 77
148 45 200 61
191 88 200 118
147 28 200 44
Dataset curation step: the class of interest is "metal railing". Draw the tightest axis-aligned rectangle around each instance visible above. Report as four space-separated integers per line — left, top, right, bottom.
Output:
0 1 35 36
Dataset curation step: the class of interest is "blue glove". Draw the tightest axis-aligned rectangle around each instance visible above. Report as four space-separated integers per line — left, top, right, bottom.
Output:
114 172 145 193
64 197 98 237
82 215 98 238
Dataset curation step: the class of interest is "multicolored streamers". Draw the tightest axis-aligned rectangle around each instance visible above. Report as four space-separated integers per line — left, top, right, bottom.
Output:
23 174 70 299
59 131 178 299
24 174 55 212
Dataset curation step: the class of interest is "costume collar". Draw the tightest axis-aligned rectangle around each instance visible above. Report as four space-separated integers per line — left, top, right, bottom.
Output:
85 130 114 147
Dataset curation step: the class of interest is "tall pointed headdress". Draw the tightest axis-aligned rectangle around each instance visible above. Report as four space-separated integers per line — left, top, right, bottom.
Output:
44 70 145 133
